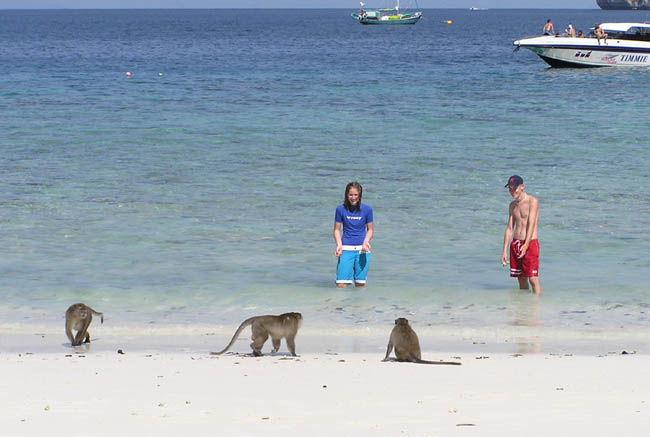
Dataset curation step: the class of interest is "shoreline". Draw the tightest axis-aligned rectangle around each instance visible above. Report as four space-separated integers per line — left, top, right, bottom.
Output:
2 322 648 356
2 350 648 435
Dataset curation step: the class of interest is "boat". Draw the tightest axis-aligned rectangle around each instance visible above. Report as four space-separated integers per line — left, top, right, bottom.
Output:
469 7 487 10
513 22 650 67
597 0 650 10
351 1 422 25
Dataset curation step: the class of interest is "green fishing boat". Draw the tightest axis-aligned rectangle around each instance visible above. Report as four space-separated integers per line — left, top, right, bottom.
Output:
351 1 422 25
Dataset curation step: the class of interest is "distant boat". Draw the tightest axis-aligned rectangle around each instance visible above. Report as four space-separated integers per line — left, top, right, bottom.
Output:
469 7 487 10
351 1 422 25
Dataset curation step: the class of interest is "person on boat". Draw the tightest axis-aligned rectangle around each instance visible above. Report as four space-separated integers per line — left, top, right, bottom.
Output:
577 30 584 38
501 175 541 296
594 23 608 45
333 182 373 289
566 24 576 38
542 19 554 36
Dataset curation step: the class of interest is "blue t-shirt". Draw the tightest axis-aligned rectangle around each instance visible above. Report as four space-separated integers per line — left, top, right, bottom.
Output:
335 203 373 246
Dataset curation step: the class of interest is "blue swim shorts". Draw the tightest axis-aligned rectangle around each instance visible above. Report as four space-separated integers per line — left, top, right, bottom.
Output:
336 247 371 285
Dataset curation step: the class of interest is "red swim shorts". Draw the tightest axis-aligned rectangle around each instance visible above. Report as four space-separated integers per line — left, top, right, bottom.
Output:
510 239 539 278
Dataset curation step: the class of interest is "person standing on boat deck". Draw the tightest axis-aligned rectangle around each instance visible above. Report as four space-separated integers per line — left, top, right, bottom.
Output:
501 175 542 296
594 23 608 45
543 19 554 36
333 182 373 289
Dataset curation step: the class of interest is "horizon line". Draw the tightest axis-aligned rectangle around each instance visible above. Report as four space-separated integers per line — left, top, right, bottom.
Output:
0 7 602 11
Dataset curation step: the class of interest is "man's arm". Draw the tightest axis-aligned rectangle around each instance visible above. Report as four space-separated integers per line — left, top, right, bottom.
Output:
333 221 343 257
501 203 514 264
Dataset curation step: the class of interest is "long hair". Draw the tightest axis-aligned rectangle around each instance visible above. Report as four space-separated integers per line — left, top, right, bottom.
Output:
343 181 363 212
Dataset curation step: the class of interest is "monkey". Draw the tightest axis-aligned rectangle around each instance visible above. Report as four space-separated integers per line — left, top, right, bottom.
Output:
65 303 104 347
382 318 461 365
211 312 302 357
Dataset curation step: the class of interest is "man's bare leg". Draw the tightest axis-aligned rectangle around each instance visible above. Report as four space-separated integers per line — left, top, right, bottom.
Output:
529 277 542 295
517 277 529 290
354 282 365 288
337 283 348 289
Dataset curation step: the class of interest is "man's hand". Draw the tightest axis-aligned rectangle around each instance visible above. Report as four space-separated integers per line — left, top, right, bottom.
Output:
517 244 528 259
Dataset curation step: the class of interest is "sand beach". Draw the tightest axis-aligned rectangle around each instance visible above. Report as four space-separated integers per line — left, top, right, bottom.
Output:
2 327 649 436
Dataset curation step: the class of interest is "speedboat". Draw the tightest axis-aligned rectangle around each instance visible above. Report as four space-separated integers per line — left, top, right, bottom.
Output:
513 22 650 67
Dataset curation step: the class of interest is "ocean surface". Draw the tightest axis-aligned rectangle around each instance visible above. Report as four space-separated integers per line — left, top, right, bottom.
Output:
1 9 649 353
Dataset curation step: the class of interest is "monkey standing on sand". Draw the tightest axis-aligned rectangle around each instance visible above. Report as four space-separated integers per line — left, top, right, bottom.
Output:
383 318 461 365
65 303 104 346
211 312 302 357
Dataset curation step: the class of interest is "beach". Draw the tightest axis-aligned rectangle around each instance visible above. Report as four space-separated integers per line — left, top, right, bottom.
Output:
2 338 649 436
3 323 650 435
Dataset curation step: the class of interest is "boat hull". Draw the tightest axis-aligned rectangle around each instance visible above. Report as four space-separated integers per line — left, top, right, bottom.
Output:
514 36 650 67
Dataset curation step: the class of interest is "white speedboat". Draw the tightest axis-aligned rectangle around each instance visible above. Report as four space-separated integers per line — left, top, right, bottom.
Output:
514 22 650 67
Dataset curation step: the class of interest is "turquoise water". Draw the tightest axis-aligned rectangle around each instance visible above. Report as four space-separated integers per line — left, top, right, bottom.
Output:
0 9 649 350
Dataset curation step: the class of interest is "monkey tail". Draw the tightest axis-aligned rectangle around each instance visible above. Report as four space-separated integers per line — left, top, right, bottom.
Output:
89 308 104 324
210 317 256 355
415 358 462 366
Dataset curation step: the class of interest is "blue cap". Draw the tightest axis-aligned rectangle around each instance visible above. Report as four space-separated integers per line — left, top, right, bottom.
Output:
505 175 524 188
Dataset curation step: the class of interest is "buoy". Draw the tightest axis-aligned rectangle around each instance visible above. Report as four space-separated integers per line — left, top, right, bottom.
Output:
125 72 132 78
446 20 453 25
158 72 163 77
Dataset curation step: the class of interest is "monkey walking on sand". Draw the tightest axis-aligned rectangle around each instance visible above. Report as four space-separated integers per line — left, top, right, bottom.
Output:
383 318 461 365
211 312 302 357
65 303 104 346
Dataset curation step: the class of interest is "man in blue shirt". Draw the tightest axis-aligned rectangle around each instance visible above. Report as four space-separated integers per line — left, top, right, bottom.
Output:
333 182 374 288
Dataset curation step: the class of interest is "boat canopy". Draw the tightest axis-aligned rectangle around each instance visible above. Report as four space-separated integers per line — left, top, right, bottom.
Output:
600 22 650 32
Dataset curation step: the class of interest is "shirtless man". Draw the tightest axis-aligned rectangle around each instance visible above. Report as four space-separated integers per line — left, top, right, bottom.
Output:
542 19 554 36
501 175 541 295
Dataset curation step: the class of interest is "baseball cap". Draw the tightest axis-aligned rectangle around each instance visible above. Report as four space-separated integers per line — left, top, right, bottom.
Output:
504 175 523 188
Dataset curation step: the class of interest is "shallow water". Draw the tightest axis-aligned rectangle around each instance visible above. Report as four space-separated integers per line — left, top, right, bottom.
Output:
0 9 649 352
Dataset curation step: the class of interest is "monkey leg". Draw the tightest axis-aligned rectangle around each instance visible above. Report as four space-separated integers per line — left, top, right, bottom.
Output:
65 325 75 345
250 325 268 356
286 335 297 356
84 332 91 343
73 319 91 346
271 337 281 354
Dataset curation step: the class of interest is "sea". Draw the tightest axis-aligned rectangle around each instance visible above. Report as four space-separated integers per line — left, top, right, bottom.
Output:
1 8 649 354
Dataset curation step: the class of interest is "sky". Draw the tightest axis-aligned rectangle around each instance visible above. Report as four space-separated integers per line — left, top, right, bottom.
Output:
0 1 599 9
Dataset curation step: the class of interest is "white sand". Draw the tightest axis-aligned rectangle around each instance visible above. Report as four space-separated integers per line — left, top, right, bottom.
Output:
2 343 649 436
